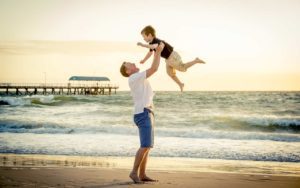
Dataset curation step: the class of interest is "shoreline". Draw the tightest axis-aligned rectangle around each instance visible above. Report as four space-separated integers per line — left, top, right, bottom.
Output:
1 154 300 188
1 153 300 176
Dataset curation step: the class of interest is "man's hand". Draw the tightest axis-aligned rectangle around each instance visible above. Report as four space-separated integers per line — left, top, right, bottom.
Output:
137 42 143 47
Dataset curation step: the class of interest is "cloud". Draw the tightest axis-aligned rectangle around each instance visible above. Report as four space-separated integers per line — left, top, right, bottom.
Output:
0 41 140 55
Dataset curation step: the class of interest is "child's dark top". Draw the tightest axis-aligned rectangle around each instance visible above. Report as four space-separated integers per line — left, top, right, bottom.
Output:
149 38 173 59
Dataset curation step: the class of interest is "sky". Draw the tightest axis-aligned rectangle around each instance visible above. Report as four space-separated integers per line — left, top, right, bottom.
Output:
0 0 299 91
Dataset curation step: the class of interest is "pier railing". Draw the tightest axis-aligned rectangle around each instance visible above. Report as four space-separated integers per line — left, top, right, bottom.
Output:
0 83 119 96
0 83 118 88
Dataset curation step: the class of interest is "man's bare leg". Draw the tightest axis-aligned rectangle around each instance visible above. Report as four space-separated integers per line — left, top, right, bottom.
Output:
139 150 158 182
129 147 149 184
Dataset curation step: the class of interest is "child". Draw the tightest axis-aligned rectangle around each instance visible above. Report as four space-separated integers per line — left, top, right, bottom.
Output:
137 25 205 92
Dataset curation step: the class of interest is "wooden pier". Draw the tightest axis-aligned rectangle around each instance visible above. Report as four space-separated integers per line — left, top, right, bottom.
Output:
0 83 119 96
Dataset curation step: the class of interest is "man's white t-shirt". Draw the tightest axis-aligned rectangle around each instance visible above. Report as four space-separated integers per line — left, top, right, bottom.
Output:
128 71 154 114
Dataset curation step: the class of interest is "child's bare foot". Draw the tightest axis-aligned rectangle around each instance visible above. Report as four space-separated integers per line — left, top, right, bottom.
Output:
179 83 184 92
130 172 144 184
195 57 205 64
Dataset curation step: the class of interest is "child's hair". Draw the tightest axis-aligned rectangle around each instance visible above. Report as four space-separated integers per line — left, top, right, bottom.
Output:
120 62 129 77
141 25 156 37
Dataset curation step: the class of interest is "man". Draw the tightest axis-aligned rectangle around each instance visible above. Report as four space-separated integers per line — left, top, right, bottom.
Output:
120 43 164 183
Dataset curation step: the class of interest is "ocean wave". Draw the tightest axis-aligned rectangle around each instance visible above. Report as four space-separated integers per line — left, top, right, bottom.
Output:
0 120 136 135
0 120 299 142
0 95 56 106
0 94 132 107
1 92 299 141
0 121 74 134
156 113 300 134
210 116 300 132
0 95 98 106
156 127 300 142
0 97 31 106
0 133 299 162
0 100 9 105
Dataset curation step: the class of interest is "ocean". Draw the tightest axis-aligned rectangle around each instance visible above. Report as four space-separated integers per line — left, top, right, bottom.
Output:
0 91 300 163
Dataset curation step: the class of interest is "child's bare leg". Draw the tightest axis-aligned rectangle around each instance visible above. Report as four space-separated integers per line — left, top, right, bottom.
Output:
183 58 206 70
171 75 184 92
166 65 184 92
195 57 206 64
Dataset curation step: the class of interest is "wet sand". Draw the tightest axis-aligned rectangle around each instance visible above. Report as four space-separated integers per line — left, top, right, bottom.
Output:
1 154 300 188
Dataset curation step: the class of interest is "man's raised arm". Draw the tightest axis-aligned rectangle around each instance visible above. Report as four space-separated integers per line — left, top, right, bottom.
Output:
146 42 164 78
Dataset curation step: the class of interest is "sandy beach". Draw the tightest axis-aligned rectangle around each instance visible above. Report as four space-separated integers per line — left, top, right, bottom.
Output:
1 154 300 188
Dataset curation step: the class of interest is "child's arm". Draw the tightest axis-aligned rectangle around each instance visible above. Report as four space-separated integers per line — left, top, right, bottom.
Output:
137 42 158 50
140 51 153 64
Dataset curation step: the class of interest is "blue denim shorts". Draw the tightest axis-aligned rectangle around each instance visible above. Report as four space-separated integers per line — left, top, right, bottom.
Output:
134 108 154 148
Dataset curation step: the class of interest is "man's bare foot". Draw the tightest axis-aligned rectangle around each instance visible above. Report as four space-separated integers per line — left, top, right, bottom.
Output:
195 57 205 64
139 175 159 182
130 172 144 184
179 83 184 92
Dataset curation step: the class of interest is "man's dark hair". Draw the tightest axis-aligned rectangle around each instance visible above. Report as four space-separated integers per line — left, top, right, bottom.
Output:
120 62 129 77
